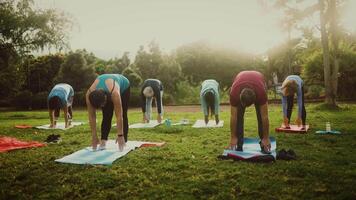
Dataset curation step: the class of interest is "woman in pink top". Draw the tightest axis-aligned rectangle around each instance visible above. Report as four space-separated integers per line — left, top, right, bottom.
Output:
228 71 271 154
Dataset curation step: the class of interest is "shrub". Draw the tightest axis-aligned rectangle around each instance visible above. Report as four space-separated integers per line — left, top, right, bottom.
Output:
14 90 33 109
307 85 324 99
31 92 49 109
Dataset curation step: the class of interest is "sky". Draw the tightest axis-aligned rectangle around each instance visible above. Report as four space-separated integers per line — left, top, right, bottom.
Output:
34 0 356 60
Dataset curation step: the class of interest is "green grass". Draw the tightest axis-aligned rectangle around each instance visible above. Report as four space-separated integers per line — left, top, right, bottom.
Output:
1 104 356 199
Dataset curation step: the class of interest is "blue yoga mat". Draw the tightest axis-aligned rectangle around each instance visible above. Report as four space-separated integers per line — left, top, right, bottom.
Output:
316 130 341 135
55 140 150 165
222 137 276 160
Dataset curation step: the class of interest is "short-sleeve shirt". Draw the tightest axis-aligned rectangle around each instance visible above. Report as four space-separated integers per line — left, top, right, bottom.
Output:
229 71 267 106
48 83 74 107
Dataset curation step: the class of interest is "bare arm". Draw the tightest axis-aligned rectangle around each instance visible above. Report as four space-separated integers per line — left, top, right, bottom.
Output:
63 106 68 128
229 106 238 147
49 109 55 128
259 102 271 152
86 79 99 150
259 103 269 139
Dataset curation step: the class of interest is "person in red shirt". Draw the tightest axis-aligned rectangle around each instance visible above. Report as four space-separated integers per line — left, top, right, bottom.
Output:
228 71 271 153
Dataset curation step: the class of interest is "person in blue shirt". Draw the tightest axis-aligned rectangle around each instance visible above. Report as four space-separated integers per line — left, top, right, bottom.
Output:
141 79 164 123
86 74 130 151
48 83 74 129
281 75 307 129
200 79 220 125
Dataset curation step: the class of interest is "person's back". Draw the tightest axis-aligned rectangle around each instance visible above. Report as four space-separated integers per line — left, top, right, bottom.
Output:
96 74 130 95
200 79 220 124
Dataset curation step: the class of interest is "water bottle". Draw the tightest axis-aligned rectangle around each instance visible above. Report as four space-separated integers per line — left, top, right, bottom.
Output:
326 122 331 132
165 118 171 127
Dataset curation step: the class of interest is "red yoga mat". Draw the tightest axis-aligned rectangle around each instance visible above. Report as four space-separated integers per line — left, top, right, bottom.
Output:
15 125 33 129
0 136 46 153
275 125 309 134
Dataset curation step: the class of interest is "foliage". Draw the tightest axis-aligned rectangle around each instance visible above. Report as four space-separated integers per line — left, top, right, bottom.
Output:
122 67 142 87
134 41 162 80
1 104 356 199
175 41 260 90
55 51 96 91
23 54 64 94
0 0 71 98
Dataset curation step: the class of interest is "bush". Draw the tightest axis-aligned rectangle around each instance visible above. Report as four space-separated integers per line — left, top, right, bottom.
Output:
73 90 86 107
31 92 49 109
306 85 324 99
128 87 141 107
14 90 33 109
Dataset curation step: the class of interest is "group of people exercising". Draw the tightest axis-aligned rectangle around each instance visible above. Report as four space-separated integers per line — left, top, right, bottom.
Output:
47 71 306 153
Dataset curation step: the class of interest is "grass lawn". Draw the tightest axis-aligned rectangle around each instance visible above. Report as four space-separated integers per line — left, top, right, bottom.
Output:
1 103 356 199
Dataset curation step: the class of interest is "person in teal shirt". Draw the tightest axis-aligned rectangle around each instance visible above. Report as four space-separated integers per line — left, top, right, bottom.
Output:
47 83 74 128
86 74 130 151
200 79 220 125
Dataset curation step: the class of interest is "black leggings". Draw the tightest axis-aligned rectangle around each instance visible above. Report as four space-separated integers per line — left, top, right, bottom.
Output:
236 103 263 149
286 86 306 125
101 86 130 142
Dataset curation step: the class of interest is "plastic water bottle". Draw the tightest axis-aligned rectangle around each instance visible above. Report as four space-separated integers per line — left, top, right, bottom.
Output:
165 118 171 127
326 122 331 132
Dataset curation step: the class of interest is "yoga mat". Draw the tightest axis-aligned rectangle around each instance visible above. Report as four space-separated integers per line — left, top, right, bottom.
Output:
222 137 276 161
192 120 224 128
316 130 341 135
0 136 46 153
15 125 33 129
128 120 163 129
171 119 190 126
35 122 83 130
55 140 165 165
275 125 309 133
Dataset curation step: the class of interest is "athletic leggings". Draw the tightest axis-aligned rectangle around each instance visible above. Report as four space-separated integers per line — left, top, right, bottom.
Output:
236 103 263 149
101 86 130 142
286 86 306 125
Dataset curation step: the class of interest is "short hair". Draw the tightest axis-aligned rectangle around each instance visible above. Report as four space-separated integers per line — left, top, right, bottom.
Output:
89 89 107 108
143 86 154 98
48 96 62 110
204 91 215 115
240 88 256 107
282 80 298 96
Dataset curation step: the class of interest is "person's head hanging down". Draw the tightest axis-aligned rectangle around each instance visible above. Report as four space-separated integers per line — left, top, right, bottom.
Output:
200 79 220 125
240 88 256 108
228 71 271 154
141 79 164 123
47 83 74 129
280 75 306 129
86 74 130 151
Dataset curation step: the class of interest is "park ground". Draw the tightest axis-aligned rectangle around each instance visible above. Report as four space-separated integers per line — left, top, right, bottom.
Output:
0 104 356 199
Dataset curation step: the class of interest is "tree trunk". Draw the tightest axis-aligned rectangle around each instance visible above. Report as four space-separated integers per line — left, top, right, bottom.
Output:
329 0 339 106
318 0 334 105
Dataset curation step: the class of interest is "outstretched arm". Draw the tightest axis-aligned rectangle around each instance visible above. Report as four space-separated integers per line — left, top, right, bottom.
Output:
49 109 55 128
259 103 271 152
86 89 98 150
229 106 238 148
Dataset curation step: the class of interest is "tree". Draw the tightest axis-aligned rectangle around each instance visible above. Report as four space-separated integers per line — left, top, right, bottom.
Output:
0 0 72 97
24 54 64 94
272 0 346 106
122 67 142 87
55 51 96 91
134 41 162 80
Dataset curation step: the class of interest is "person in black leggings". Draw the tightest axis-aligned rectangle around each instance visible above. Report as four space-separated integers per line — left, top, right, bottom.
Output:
86 74 130 151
